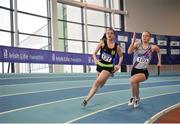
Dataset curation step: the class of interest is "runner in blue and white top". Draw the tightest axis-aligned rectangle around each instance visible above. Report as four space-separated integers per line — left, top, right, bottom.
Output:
127 31 161 108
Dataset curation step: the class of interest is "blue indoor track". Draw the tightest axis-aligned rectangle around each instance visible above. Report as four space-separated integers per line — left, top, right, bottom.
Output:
0 72 180 123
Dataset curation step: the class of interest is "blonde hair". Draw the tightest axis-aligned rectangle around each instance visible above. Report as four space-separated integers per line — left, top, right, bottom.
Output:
143 31 152 37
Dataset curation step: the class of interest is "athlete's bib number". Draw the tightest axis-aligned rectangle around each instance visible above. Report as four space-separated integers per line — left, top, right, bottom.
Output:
101 53 112 62
137 57 149 63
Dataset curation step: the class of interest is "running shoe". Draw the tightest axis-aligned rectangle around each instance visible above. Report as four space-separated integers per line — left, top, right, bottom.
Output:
82 100 88 107
128 97 135 106
134 98 140 108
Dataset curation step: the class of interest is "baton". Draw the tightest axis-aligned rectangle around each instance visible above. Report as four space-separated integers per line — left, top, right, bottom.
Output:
158 66 160 76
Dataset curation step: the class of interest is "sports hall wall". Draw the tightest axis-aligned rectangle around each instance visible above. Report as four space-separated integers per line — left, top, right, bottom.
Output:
124 0 180 73
124 0 180 36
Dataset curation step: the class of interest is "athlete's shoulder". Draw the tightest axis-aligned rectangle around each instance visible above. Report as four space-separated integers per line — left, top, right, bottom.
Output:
151 44 160 52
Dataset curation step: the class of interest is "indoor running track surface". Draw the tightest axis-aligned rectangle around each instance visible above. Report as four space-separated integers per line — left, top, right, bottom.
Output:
0 72 180 123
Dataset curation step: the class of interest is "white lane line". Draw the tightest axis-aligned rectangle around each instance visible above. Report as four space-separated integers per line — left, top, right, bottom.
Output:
64 91 180 124
0 96 84 116
0 79 179 97
0 75 97 80
144 103 180 124
0 80 129 97
0 85 91 97
0 79 95 87
0 78 128 87
0 73 179 80
0 84 180 116
0 75 179 87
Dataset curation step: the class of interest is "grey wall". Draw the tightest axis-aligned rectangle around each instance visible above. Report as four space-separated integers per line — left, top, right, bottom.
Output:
124 0 180 36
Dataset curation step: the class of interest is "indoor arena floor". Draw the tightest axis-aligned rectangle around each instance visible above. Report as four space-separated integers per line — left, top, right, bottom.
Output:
0 72 180 123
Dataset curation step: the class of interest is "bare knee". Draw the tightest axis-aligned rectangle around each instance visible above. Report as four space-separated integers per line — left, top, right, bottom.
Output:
130 78 138 86
94 79 103 88
130 78 136 84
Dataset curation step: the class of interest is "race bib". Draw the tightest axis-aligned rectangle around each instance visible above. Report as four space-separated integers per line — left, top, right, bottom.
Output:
101 52 112 62
136 57 149 63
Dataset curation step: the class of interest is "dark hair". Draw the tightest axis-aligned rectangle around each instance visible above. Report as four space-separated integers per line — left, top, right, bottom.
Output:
101 33 107 41
107 27 115 34
101 27 115 41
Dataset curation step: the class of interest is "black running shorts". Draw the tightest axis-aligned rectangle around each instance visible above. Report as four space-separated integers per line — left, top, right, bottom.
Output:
131 68 149 79
96 64 114 73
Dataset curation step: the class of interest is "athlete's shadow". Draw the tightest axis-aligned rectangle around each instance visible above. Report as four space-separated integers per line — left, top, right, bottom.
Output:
81 99 117 112
120 102 155 116
81 103 108 114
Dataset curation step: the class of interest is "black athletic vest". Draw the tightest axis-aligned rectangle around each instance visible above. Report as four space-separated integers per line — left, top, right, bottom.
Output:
99 40 118 65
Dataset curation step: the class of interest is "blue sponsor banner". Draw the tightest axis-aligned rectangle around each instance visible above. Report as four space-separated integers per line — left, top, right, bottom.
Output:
0 46 3 62
0 45 95 65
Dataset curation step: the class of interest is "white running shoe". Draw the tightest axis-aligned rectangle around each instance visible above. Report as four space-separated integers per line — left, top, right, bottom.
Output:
134 98 140 108
128 97 135 106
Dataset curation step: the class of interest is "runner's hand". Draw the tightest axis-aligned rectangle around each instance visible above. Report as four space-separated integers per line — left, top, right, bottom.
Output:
94 59 99 65
114 65 120 72
132 32 138 44
157 63 162 68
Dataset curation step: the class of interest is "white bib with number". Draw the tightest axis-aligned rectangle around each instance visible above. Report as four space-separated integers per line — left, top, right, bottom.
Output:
101 52 112 63
136 57 149 64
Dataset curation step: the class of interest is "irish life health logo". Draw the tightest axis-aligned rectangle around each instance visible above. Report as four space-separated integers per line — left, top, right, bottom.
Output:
3 49 8 58
52 53 55 61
